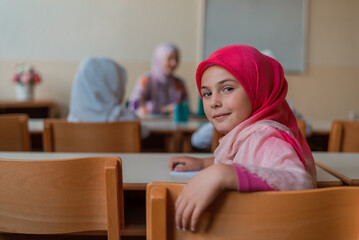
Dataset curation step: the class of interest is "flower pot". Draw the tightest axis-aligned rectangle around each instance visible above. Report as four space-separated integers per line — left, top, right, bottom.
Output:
15 84 34 101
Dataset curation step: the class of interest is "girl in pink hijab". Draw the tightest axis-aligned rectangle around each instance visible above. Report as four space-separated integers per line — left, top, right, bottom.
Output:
129 43 188 116
169 45 316 232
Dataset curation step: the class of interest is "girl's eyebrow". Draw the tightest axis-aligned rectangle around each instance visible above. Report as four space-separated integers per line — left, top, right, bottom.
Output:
217 79 237 85
201 79 237 89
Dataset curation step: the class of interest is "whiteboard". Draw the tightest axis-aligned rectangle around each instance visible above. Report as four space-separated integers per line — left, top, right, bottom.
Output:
204 0 307 73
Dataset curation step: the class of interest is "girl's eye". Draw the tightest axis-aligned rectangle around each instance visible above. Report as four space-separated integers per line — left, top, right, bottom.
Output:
202 91 211 97
223 86 234 92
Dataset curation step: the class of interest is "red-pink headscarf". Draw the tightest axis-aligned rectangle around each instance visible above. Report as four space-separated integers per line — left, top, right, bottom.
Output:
196 45 315 178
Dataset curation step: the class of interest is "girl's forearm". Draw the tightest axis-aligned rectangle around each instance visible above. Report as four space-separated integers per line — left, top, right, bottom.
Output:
216 164 239 191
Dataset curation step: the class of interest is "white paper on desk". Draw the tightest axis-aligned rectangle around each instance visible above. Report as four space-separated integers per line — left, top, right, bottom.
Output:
170 171 199 178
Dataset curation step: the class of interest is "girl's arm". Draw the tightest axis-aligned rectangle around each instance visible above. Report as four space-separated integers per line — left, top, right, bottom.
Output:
168 156 214 171
175 163 237 232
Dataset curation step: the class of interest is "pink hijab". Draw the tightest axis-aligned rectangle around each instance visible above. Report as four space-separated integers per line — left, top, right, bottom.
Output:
196 45 316 180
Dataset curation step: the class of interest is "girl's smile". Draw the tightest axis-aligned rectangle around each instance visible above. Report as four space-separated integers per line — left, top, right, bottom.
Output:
212 112 231 121
201 65 252 134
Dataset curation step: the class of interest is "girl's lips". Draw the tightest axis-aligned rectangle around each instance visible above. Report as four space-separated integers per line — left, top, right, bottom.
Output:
212 113 230 120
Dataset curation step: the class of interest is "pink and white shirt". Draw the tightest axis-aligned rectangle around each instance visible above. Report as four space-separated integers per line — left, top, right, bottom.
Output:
214 120 316 192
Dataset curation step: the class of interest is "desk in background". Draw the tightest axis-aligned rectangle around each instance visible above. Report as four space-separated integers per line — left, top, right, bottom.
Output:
315 152 359 186
0 101 56 151
142 118 207 152
28 118 208 153
0 100 56 118
28 117 333 152
307 120 331 151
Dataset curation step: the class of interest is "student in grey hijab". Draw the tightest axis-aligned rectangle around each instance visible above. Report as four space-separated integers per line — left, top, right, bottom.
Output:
67 57 149 138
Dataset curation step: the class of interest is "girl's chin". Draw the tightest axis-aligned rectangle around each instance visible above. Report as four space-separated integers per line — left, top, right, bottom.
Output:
213 126 229 135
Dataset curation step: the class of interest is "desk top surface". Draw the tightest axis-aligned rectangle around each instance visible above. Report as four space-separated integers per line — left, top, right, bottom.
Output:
28 118 209 132
311 120 331 132
0 100 55 108
29 119 334 133
0 152 341 186
0 152 211 184
314 152 359 185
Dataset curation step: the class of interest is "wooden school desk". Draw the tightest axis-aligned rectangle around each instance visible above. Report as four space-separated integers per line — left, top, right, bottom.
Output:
307 120 331 151
0 100 56 118
315 152 359 186
28 117 208 153
0 151 342 238
0 152 213 238
141 118 207 152
0 152 340 188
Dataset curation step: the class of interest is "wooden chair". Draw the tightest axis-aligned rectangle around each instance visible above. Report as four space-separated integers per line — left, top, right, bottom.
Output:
43 119 141 152
0 156 123 240
0 114 31 151
211 119 307 152
328 121 359 152
147 183 359 240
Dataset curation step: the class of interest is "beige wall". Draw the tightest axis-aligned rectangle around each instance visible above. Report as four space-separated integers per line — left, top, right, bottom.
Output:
286 0 359 122
1 0 358 124
0 0 202 117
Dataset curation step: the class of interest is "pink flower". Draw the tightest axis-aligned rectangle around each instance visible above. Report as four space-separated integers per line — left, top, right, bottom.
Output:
33 74 41 83
20 73 32 83
12 63 42 85
12 74 19 83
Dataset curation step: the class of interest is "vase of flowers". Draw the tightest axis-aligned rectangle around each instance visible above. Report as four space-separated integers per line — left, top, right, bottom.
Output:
12 63 41 101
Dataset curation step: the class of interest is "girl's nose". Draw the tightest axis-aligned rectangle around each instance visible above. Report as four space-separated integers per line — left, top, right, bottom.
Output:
210 94 221 108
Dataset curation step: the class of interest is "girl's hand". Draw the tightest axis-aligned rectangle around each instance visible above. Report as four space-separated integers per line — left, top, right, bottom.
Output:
175 164 238 232
168 156 214 171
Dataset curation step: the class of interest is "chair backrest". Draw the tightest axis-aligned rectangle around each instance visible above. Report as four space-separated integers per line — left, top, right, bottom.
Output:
211 119 307 152
0 156 123 240
0 114 31 151
147 182 359 240
43 119 141 152
328 121 359 152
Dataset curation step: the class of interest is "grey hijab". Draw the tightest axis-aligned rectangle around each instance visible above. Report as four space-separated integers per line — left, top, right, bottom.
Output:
67 57 138 122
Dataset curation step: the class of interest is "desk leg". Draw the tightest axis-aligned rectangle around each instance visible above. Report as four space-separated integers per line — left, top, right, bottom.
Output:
182 132 193 153
164 132 181 153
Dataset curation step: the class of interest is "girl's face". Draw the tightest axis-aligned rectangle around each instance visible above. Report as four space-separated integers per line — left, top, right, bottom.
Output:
200 65 252 134
162 50 179 75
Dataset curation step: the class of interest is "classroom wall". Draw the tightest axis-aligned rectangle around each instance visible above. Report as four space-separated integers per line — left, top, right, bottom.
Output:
286 0 359 122
0 0 202 117
0 0 358 123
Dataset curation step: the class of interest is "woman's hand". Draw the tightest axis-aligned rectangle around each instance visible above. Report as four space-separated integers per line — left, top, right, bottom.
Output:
137 106 147 118
168 156 214 171
175 164 238 232
160 103 175 114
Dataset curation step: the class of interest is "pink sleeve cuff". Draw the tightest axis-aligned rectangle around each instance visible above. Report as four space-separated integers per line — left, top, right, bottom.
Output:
231 164 277 192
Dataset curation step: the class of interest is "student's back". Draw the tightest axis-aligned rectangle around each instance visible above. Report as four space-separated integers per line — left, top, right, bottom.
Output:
68 57 137 122
67 57 149 138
